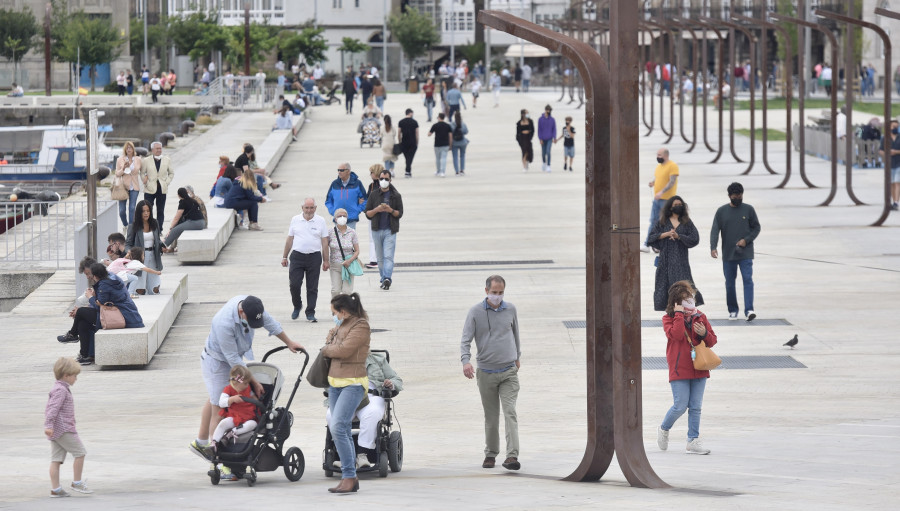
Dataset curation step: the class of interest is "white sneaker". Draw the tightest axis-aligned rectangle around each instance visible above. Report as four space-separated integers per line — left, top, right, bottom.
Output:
639 243 651 253
686 438 710 455
746 310 756 322
657 426 669 451
70 480 93 494
356 453 371 468
728 312 739 320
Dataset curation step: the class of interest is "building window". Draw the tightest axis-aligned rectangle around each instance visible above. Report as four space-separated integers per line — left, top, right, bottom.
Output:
334 0 342 8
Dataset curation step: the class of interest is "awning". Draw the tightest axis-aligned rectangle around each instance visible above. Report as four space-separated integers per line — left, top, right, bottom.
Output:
504 43 556 58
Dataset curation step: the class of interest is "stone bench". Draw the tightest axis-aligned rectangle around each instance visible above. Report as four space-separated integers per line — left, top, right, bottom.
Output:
176 206 236 264
255 111 305 175
94 272 188 367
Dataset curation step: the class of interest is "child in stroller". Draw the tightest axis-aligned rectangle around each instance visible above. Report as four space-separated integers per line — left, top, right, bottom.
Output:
203 366 259 458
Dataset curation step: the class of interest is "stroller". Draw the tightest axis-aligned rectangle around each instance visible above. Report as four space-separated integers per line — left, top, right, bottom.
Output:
205 347 310 486
322 350 403 478
359 114 382 148
320 84 341 105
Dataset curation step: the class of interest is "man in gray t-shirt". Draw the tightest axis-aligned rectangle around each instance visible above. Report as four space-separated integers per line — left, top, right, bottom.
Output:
711 182 761 322
460 275 522 471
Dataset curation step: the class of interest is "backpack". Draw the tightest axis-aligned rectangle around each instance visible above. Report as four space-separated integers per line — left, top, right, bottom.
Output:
453 124 464 142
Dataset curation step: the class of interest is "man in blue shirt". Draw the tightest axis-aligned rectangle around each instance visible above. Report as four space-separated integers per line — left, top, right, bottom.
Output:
446 82 467 120
190 295 302 459
325 163 368 231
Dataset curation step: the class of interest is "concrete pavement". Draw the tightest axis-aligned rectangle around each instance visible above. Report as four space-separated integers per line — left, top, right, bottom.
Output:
2 90 898 509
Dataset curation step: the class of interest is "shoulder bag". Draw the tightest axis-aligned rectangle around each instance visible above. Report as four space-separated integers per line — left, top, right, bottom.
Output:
110 176 129 201
99 302 126 330
686 331 721 371
307 349 332 388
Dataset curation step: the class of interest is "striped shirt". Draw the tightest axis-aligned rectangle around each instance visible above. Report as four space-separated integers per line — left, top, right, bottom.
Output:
44 380 77 441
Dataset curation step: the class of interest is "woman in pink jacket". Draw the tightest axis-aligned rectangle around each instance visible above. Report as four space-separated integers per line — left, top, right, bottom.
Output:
657 280 717 455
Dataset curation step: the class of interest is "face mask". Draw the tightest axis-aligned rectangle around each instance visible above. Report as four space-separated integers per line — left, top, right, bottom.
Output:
336 217 348 226
487 293 503 306
893 128 899 135
656 157 665 164
524 114 530 119
379 179 390 188
333 316 343 327
730 197 743 207
671 205 685 216
681 298 695 309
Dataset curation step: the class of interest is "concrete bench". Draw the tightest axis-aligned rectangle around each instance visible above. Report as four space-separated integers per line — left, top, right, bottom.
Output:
94 272 188 367
255 111 305 175
176 206 236 264
0 96 32 107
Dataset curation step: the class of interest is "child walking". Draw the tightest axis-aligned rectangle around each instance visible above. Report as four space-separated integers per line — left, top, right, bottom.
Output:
44 357 93 498
106 247 162 298
555 116 576 171
203 366 259 458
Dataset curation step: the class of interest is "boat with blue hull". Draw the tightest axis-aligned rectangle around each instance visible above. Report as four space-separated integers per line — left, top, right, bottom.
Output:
0 120 116 181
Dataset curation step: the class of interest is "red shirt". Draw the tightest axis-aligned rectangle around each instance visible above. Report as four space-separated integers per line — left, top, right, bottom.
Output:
422 83 435 98
663 311 718 382
219 384 257 426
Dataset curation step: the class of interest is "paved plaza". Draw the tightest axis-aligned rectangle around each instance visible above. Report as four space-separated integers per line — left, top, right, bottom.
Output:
2 88 899 509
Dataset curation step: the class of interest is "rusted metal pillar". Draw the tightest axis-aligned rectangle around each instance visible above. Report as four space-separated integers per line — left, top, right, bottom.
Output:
478 5 667 488
771 13 839 206
716 18 757 175
733 13 779 176
700 15 744 164
698 25 716 153
647 19 674 141
243 1 251 77
640 23 654 135
835 7 895 225
700 20 726 163
673 18 700 152
793 0 817 188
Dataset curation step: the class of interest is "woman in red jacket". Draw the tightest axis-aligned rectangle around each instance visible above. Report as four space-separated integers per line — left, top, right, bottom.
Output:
658 280 717 455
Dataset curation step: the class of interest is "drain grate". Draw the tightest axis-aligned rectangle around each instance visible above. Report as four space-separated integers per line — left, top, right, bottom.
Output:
642 356 806 370
563 319 791 328
371 328 389 333
394 259 553 268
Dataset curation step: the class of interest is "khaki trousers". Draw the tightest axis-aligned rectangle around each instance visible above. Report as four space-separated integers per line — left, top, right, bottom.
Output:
476 366 520 458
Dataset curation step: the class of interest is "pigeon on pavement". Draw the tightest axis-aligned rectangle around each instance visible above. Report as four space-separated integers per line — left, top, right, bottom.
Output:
784 334 799 349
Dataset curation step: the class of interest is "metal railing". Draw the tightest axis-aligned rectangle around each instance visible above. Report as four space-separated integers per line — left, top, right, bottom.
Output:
791 124 884 168
1 200 116 268
200 76 279 113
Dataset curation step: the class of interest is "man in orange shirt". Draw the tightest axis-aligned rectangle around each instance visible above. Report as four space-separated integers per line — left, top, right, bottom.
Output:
641 148 679 253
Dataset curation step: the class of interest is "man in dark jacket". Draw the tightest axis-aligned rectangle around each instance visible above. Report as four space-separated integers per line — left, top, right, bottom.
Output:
360 75 373 110
710 182 761 322
365 169 403 290
325 163 368 231
342 73 356 114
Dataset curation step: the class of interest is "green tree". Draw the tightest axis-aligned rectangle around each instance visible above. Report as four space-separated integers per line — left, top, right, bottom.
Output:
338 37 369 69
457 42 485 67
168 11 225 61
222 23 279 71
129 17 167 65
57 13 124 91
0 8 39 82
389 7 440 76
773 0 797 65
278 26 328 66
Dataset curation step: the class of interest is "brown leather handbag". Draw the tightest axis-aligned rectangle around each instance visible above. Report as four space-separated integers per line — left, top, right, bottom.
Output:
99 302 126 330
687 332 721 371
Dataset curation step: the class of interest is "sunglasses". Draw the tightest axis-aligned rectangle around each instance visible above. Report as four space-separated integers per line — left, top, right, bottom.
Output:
337 168 349 172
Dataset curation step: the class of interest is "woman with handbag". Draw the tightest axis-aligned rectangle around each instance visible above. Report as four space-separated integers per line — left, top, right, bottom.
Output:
326 208 361 297
113 142 142 226
648 196 704 312
56 263 143 366
658 280 718 455
321 293 371 493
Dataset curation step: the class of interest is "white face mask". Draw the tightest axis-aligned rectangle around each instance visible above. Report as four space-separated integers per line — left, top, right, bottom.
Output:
487 293 503 306
336 216 348 226
379 179 390 188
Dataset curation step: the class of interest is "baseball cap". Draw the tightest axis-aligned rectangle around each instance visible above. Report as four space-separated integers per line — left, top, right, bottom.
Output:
241 296 265 328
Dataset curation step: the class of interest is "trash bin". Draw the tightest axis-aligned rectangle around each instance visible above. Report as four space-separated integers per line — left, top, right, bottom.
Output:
407 78 419 93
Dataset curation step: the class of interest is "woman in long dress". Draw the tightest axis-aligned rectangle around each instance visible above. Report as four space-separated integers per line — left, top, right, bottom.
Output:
648 196 704 311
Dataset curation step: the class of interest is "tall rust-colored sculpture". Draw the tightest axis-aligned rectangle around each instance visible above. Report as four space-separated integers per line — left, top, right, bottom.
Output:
478 4 668 488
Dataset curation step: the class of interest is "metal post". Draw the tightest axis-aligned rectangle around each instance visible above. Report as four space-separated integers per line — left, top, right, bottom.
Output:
143 0 148 73
700 20 725 163
450 0 455 65
383 0 388 81
86 110 98 259
44 3 51 96
479 4 668 488
770 12 839 206
244 1 251 77
672 19 700 152
648 19 675 143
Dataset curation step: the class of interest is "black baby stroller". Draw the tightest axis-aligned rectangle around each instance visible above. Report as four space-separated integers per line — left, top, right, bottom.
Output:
359 114 382 148
322 350 403 478
205 347 310 486
321 84 341 105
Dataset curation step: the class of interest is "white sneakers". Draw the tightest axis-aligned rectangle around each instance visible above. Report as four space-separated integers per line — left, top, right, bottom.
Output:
686 438 711 455
356 453 371 468
657 426 669 451
640 243 651 253
728 312 739 320
746 310 757 322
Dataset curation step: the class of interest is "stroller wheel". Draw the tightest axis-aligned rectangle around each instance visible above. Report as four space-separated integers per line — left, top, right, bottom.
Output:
283 446 305 482
388 431 403 472
378 451 389 478
246 467 257 487
208 468 220 485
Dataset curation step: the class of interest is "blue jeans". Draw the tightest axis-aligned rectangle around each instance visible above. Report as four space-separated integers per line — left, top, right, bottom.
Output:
645 198 666 245
723 258 754 315
434 146 449 175
425 97 434 121
375 96 384 110
451 144 467 173
372 229 396 282
540 139 552 166
661 377 707 440
448 103 460 120
384 159 394 173
118 189 140 226
328 384 366 479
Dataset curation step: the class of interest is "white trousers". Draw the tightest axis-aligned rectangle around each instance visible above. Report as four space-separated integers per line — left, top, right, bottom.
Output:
212 417 258 442
325 393 386 449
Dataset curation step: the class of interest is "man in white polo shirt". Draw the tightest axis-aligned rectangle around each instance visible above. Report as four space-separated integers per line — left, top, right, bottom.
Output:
281 198 329 322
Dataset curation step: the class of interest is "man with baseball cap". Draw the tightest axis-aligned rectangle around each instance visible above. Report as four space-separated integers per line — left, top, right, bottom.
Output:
190 295 303 462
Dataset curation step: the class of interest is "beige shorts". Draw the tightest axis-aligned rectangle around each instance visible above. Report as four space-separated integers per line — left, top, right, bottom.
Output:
50 433 86 463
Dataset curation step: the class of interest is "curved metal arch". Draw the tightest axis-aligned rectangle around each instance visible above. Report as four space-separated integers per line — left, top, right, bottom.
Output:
672 18 701 153
699 15 746 164
647 18 676 143
699 19 727 163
